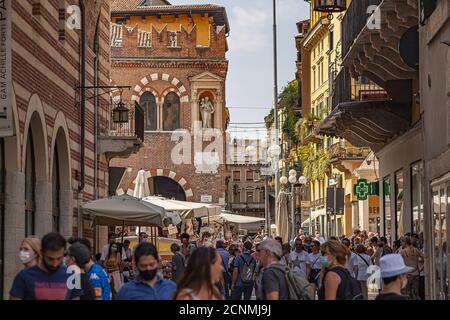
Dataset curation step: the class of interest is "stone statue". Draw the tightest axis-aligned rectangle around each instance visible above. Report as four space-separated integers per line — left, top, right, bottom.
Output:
200 97 215 128
169 32 177 47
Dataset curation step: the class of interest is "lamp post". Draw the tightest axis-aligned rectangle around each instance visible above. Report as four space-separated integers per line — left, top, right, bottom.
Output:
280 170 307 241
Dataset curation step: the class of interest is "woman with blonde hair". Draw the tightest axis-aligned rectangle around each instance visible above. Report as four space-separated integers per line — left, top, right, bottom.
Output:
19 237 41 269
318 240 362 300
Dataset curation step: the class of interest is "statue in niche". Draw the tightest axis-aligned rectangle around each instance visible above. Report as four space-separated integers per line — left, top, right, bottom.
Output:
169 32 177 47
200 97 215 129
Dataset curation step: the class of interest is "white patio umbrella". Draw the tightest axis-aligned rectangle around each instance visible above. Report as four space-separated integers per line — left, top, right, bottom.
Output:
132 169 150 199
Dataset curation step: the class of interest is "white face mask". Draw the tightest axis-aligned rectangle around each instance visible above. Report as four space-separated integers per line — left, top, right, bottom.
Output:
19 250 35 264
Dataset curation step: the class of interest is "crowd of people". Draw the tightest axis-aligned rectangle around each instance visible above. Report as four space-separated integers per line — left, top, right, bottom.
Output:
7 228 425 300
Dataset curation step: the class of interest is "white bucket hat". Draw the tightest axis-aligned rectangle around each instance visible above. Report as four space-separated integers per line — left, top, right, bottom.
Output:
380 254 414 278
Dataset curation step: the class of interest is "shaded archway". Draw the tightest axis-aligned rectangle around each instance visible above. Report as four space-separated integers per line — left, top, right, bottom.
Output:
149 176 186 201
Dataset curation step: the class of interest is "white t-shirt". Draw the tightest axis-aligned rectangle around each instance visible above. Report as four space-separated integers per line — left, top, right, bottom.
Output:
289 250 308 278
355 253 373 281
307 252 322 270
345 252 359 278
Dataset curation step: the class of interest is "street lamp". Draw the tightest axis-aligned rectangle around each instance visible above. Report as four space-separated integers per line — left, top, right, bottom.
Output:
313 0 347 20
112 100 130 124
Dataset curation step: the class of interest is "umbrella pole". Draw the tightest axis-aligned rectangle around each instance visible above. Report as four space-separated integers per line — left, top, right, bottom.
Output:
121 220 125 244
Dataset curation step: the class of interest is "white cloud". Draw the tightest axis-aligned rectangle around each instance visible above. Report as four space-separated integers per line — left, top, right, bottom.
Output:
227 6 270 54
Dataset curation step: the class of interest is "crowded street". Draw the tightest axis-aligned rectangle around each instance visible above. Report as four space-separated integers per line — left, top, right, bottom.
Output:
0 0 449 310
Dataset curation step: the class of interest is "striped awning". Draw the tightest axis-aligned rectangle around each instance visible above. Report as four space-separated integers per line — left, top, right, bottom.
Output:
318 100 411 152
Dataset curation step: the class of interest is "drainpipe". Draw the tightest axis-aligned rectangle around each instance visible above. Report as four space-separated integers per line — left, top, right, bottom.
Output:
93 13 101 200
78 0 86 237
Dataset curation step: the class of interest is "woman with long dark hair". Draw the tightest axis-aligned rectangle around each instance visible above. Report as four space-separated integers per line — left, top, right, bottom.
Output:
174 247 224 300
105 242 123 297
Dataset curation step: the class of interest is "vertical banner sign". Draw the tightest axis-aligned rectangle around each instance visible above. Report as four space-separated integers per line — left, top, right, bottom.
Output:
0 0 13 137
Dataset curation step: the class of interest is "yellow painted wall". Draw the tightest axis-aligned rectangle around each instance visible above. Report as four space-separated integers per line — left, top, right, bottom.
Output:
113 13 211 47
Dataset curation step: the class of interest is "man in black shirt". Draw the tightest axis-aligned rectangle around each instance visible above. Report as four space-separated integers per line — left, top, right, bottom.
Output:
375 253 413 300
259 239 289 300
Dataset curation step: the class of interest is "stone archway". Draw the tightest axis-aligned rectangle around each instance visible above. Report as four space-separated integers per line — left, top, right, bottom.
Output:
131 72 189 104
50 112 73 238
126 168 194 201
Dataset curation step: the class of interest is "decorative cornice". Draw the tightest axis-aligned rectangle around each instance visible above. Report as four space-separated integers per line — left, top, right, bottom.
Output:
112 59 229 69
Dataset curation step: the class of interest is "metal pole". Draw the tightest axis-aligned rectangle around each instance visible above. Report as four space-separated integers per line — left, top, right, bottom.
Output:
265 175 270 236
273 0 279 219
291 184 295 241
334 185 337 237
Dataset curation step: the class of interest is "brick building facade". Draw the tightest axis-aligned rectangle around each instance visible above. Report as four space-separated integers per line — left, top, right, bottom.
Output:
0 0 115 298
109 1 230 206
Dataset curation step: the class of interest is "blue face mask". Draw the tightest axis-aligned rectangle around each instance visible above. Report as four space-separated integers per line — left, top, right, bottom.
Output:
319 255 330 268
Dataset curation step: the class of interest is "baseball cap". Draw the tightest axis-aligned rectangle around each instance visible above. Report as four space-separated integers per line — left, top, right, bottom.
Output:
379 254 414 278
68 242 91 266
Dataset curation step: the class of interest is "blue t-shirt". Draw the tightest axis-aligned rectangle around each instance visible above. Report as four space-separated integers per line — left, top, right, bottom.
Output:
116 276 177 300
86 263 111 300
217 248 230 273
234 252 256 287
10 265 83 300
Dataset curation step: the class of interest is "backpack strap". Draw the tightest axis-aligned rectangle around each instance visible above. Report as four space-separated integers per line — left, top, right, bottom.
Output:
355 253 370 267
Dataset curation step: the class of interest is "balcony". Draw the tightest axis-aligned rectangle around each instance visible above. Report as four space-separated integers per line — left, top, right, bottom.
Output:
342 0 418 88
98 101 144 161
329 141 371 173
312 198 325 210
332 66 388 109
304 121 323 144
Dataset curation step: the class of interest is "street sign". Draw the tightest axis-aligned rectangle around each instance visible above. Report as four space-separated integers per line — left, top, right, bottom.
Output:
201 195 212 203
354 179 369 200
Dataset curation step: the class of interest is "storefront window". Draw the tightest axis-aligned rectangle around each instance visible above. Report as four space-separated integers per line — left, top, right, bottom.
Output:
432 186 448 299
411 162 424 234
395 170 404 239
383 176 391 243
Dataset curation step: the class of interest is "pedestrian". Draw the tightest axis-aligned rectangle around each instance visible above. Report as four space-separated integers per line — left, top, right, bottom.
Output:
216 240 231 300
399 236 423 300
18 237 41 269
317 240 362 300
180 233 196 263
117 242 176 300
280 243 291 266
274 236 283 246
70 238 112 301
375 254 411 300
289 238 308 279
9 232 82 300
100 232 116 267
258 238 289 300
105 242 124 297
380 236 393 256
254 243 262 300
354 244 373 300
393 239 402 253
349 229 361 248
174 247 224 300
121 239 133 282
341 238 358 278
306 240 322 295
314 232 325 244
66 242 96 300
170 243 186 284
303 236 313 253
231 241 256 300
162 263 173 281
138 232 148 243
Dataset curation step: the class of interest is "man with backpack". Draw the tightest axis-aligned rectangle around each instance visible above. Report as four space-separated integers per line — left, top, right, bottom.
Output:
216 240 231 299
258 239 312 300
231 241 256 300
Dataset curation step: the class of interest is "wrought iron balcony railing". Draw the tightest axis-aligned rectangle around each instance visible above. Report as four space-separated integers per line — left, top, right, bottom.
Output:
99 101 144 142
328 141 371 162
342 0 382 59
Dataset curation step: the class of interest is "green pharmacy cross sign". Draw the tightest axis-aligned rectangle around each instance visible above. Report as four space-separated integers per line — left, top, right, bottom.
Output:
354 179 369 200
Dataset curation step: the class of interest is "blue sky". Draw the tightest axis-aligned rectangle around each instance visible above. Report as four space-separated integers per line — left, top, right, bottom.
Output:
170 0 310 138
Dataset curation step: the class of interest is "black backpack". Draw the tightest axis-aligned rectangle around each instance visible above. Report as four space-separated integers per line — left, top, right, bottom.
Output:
329 267 363 300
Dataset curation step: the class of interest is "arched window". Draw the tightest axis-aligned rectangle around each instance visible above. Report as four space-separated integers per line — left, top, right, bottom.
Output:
25 131 36 236
163 92 180 131
140 92 157 131
52 144 60 232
